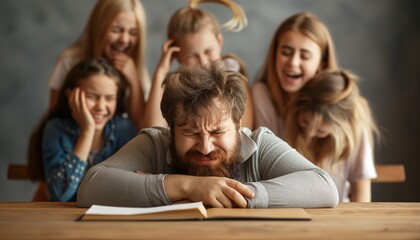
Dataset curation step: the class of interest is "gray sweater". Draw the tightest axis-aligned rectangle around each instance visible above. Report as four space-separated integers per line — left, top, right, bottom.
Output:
77 127 338 208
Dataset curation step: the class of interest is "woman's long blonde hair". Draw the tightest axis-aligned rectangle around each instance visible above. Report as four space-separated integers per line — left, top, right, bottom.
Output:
69 0 150 95
167 0 247 41
284 69 379 168
257 12 338 118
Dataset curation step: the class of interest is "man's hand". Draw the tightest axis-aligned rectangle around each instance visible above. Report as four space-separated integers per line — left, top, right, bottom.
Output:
164 175 255 208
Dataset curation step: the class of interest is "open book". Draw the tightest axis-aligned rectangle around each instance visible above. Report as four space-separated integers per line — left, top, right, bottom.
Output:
80 202 311 221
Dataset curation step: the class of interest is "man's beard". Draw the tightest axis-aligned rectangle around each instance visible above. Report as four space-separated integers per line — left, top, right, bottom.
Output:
170 134 241 178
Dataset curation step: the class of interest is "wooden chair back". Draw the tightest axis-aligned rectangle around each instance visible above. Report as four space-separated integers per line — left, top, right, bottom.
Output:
372 164 406 183
7 163 49 201
7 164 30 180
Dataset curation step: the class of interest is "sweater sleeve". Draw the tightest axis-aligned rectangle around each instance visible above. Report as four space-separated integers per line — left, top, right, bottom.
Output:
245 129 339 208
77 129 170 207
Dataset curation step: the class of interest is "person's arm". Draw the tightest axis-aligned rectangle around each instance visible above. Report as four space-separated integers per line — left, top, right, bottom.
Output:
244 129 339 208
77 127 255 208
347 128 376 202
42 119 89 202
43 88 95 202
68 88 95 160
163 175 255 208
350 179 371 202
77 129 171 207
242 87 254 130
142 39 180 128
251 83 281 134
111 54 145 130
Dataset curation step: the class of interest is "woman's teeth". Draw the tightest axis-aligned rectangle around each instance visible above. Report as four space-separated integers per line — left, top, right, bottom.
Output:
111 44 129 53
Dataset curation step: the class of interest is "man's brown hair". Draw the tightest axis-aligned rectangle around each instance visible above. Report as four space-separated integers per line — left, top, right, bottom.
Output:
161 61 247 129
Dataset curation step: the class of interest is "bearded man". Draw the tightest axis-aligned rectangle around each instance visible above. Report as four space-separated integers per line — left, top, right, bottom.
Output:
78 61 338 208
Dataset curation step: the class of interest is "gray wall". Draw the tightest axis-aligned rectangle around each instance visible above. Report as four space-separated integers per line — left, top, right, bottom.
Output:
1 0 419 201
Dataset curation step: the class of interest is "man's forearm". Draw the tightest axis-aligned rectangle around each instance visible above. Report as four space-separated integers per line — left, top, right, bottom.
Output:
163 175 254 208
246 169 339 208
78 165 169 207
163 174 193 203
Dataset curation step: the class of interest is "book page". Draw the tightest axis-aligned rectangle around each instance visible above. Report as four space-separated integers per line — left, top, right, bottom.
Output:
81 202 310 221
85 202 205 216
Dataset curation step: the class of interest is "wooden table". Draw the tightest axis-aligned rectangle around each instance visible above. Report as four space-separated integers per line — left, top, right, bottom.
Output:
0 202 419 239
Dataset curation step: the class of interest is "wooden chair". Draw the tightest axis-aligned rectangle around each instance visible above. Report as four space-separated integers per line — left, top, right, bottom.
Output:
7 164 29 180
7 163 50 201
372 164 406 183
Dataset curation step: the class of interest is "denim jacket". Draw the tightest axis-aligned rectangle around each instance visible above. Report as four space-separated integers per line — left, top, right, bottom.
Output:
42 115 137 202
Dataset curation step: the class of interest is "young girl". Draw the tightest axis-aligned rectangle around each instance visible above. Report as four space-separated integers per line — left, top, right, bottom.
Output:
252 11 338 136
28 59 137 202
48 0 149 129
142 0 254 129
284 69 379 202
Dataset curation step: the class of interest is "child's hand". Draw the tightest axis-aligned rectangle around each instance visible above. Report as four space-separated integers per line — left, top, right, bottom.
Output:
155 39 181 81
111 54 138 88
68 88 95 132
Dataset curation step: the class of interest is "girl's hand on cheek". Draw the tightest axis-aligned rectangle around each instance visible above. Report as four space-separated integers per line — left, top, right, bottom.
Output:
68 88 95 132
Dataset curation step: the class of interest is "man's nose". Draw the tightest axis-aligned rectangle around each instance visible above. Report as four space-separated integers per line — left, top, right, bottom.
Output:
196 135 214 155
